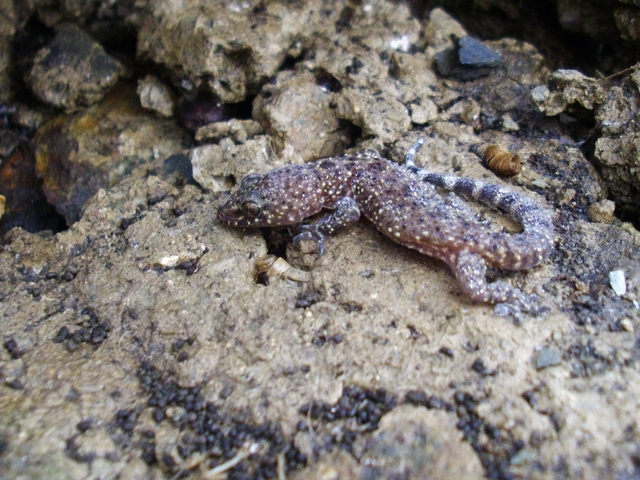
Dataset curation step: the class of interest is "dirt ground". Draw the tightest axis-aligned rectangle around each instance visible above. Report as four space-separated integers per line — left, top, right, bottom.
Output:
1 1 639 479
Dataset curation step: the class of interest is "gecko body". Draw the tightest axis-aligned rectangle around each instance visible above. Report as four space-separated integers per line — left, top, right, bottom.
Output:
218 140 554 312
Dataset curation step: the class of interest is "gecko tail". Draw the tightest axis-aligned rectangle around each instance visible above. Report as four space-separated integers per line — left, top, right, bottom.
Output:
420 172 554 269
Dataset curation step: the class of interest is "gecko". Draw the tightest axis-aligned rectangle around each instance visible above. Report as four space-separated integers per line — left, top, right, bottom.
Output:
217 139 554 314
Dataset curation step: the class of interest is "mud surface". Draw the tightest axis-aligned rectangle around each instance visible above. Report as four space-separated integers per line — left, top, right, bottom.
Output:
1 1 640 479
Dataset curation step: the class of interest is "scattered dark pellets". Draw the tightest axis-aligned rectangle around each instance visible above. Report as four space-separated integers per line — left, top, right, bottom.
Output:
407 324 420 339
453 390 524 480
404 389 429 406
176 259 199 275
5 378 24 390
312 335 327 347
295 290 323 308
298 384 397 454
127 362 306 478
52 326 70 343
439 346 454 357
119 215 142 230
177 351 189 362
76 419 92 432
52 311 110 350
521 389 537 407
3 338 23 359
64 437 96 464
172 338 186 351
471 357 495 376
162 452 177 468
141 442 157 466
115 409 138 433
484 423 501 440
152 408 165 423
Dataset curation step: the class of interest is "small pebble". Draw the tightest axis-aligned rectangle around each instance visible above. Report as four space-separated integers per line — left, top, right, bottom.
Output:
137 75 176 117
535 345 562 370
609 270 626 296
588 200 616 223
620 318 634 332
434 36 502 81
457 37 502 68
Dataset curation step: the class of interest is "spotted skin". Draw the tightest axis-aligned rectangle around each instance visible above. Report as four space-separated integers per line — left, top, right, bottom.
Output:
218 141 554 312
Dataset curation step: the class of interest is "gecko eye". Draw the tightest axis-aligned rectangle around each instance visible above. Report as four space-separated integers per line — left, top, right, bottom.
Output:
241 200 262 218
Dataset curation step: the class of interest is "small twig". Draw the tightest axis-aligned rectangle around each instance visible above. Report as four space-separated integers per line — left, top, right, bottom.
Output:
203 448 251 479
277 452 287 480
602 63 639 81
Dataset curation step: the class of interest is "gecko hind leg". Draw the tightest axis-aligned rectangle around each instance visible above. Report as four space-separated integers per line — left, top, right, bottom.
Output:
451 249 545 316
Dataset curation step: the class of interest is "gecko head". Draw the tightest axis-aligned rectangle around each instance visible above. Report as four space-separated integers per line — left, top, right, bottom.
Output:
217 166 322 228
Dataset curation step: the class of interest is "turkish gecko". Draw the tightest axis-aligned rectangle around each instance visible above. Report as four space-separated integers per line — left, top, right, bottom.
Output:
218 139 554 313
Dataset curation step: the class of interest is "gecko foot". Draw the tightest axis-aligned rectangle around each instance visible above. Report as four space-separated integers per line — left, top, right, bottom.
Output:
291 225 326 256
494 294 549 319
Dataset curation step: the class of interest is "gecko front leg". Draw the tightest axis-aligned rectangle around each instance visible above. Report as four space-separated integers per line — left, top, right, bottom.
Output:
293 197 361 255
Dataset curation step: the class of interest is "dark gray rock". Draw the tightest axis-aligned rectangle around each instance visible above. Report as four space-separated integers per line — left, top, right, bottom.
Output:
435 36 503 81
26 24 126 112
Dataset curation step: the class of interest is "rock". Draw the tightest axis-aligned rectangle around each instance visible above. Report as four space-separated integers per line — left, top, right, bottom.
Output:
408 98 438 125
531 69 605 116
614 6 640 43
535 345 563 369
177 96 236 133
190 136 280 191
253 69 352 161
593 79 640 218
33 0 102 26
137 75 175 118
0 36 12 103
135 0 311 102
609 270 626 296
588 199 616 224
334 87 411 143
26 24 126 112
555 0 640 53
390 51 439 103
0 0 33 102
296 406 484 479
361 407 484 479
422 8 467 50
33 86 188 224
0 147 65 235
301 38 412 142
195 119 263 144
434 36 503 81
